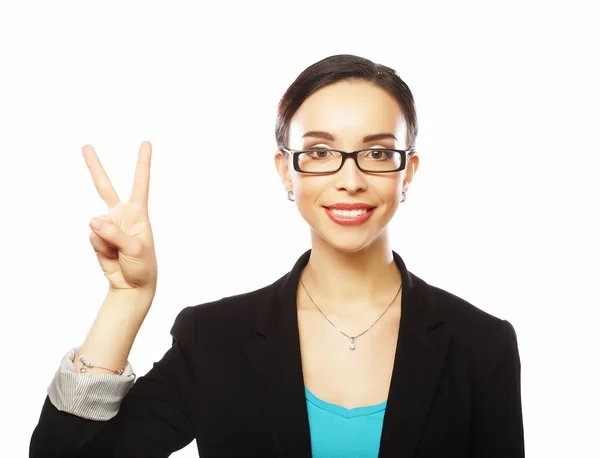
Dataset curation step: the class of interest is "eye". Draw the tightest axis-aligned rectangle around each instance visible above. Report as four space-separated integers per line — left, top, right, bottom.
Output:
365 149 394 160
306 149 335 159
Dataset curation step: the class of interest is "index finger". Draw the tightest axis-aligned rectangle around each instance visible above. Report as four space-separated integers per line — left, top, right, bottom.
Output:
82 144 121 208
129 141 152 206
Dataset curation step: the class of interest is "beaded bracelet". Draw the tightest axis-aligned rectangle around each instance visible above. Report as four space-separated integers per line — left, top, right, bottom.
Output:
77 353 125 375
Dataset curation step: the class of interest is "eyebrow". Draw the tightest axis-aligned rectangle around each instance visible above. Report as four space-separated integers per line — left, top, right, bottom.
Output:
302 131 397 142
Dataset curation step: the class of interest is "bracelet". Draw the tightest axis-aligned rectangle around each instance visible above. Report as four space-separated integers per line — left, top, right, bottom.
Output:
77 353 125 375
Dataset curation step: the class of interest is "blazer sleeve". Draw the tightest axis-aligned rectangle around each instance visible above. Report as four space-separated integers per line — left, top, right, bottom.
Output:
470 319 525 457
46 346 136 421
30 306 197 458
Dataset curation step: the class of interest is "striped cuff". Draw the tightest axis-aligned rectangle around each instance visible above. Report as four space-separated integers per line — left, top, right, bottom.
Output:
47 347 137 421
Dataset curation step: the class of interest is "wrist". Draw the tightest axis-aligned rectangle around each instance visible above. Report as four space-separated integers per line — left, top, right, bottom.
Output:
107 286 155 305
100 288 155 331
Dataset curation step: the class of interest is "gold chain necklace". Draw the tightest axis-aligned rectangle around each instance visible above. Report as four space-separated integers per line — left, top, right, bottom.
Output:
300 277 402 350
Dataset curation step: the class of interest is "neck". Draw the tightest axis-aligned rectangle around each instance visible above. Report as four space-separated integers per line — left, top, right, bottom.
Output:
301 231 402 315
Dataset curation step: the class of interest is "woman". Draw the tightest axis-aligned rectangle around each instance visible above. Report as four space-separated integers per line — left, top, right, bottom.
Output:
30 54 524 457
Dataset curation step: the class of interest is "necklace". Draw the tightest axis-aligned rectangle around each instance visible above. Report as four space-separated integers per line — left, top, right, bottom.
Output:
300 277 402 350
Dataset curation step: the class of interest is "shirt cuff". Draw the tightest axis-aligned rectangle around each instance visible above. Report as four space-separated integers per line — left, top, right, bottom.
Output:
47 346 137 421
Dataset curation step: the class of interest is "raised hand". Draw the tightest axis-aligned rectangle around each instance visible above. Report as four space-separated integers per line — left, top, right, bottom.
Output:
83 141 158 295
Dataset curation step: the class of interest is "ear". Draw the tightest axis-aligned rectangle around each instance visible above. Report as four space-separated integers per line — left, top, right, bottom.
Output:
402 151 420 194
274 149 294 193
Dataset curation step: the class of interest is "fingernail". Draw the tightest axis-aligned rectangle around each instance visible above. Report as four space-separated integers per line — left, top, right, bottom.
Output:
90 218 102 229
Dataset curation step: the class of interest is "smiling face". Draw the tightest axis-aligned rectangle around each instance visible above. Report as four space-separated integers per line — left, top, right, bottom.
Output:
275 79 419 253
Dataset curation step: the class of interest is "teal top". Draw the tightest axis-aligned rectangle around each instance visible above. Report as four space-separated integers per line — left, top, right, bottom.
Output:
305 386 387 458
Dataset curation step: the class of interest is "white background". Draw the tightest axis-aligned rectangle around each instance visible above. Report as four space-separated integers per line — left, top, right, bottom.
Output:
1 1 599 456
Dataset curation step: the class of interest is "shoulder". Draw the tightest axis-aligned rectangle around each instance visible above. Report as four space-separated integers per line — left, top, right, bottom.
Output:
169 274 284 341
411 272 520 372
413 271 514 333
432 281 507 327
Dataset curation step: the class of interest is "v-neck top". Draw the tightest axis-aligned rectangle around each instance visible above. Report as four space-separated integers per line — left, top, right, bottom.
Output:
305 386 387 458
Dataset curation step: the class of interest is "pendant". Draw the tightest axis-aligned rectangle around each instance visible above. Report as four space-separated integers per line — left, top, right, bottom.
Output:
349 337 356 350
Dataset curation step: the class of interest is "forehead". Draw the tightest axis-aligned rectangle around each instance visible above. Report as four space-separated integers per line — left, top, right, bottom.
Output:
289 79 407 149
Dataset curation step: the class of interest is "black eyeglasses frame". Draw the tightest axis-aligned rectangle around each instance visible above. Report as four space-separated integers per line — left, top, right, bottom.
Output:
279 146 412 174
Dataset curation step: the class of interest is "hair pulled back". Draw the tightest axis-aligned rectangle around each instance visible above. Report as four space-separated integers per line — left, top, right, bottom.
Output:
275 54 418 151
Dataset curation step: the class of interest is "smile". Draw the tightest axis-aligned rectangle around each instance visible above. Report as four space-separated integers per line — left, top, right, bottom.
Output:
324 206 375 226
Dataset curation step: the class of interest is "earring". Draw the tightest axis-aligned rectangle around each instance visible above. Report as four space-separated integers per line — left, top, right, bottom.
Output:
401 191 406 203
287 191 295 202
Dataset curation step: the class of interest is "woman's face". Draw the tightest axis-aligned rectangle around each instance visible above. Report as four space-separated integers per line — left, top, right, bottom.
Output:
275 79 419 253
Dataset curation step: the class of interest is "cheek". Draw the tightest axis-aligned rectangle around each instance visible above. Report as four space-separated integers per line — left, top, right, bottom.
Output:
375 175 404 204
291 175 325 202
291 176 329 223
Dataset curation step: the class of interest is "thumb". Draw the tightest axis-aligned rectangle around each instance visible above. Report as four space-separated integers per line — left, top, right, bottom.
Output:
89 216 143 257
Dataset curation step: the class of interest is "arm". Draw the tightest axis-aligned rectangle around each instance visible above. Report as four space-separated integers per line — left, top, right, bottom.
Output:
45 288 151 421
30 303 197 458
73 288 155 379
469 319 525 457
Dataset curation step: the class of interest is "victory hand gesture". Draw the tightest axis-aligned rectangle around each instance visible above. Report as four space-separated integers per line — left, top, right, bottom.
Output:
83 141 158 295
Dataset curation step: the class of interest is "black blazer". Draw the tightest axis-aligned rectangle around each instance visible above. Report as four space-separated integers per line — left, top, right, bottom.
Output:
30 250 525 457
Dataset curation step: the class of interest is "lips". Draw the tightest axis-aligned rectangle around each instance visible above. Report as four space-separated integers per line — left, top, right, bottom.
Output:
325 202 375 211
323 206 375 226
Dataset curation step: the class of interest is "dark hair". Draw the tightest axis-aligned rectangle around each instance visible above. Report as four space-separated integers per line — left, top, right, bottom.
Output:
275 54 418 151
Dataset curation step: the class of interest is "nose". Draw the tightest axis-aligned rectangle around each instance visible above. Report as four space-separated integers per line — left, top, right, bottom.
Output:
333 155 367 194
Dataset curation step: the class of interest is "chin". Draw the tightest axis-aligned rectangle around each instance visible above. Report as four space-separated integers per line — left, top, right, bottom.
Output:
301 206 393 253
310 228 386 254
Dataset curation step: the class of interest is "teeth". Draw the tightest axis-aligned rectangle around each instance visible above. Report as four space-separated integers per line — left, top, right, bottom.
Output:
331 208 369 217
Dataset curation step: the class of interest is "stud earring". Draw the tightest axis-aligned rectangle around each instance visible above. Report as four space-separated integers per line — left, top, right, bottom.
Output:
287 191 295 202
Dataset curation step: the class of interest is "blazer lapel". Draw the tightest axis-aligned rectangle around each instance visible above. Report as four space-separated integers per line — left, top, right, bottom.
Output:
244 250 313 457
244 250 452 458
378 252 452 457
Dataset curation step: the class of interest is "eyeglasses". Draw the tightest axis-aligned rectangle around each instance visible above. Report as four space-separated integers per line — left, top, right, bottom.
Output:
279 146 411 174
